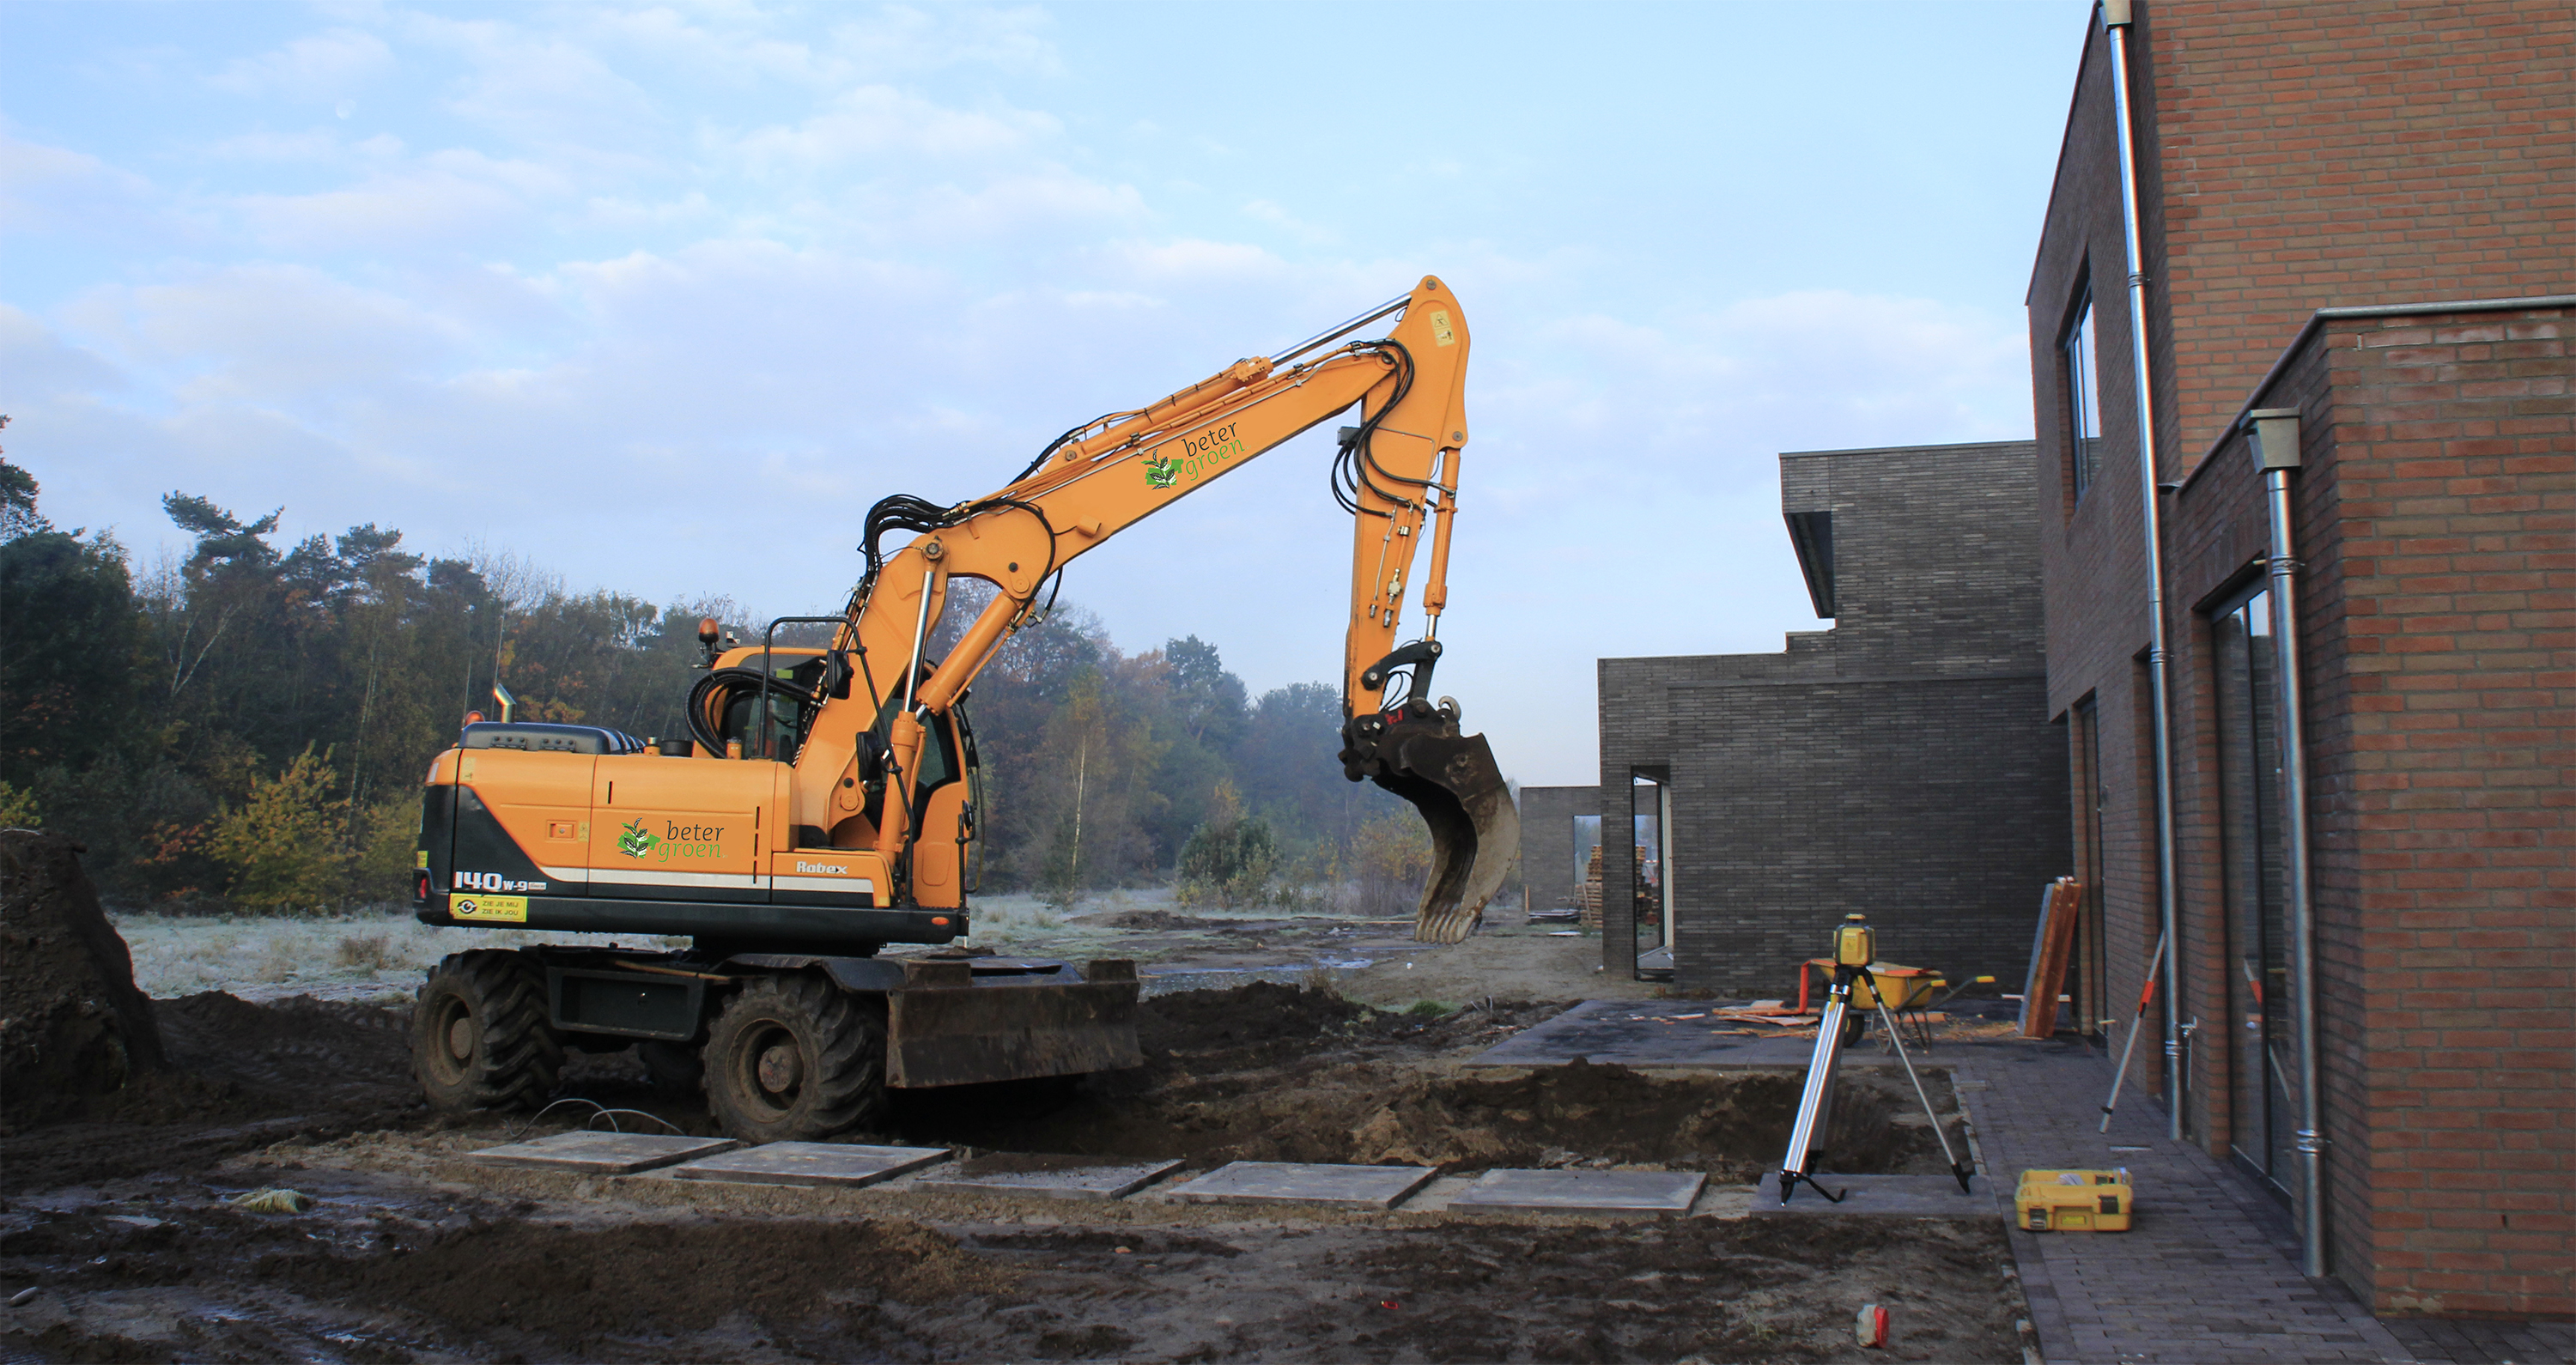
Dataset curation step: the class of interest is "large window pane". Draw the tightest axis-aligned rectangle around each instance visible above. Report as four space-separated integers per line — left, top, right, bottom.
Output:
2065 295 2103 501
2216 589 2293 1194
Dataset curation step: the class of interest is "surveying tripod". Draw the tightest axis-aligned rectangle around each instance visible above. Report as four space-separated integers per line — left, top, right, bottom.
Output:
1776 914 1978 1205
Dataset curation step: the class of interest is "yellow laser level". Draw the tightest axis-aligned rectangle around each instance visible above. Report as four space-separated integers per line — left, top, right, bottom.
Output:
1833 913 1875 968
1777 913 1975 1206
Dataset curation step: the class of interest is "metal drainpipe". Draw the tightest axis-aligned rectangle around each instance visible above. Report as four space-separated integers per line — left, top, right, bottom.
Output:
2103 0 2185 1141
2250 407 2327 1277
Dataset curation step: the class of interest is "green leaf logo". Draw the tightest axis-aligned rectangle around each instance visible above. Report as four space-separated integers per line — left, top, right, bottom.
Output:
617 819 659 858
1144 457 1180 488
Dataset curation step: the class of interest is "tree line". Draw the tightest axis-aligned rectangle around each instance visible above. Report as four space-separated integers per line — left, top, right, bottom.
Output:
0 458 1437 912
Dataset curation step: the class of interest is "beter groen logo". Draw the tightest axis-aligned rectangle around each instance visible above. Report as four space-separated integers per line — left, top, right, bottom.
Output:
617 819 659 858
1143 456 1179 488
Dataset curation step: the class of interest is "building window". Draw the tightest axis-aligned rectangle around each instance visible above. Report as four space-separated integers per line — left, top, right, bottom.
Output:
1630 769 1672 979
2071 695 2107 1038
2214 587 2293 1198
2063 290 2103 502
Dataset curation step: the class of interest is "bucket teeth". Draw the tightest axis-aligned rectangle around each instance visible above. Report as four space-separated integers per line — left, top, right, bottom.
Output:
1340 710 1521 944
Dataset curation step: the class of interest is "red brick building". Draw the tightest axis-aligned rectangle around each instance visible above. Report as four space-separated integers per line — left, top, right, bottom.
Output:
2029 0 2570 1319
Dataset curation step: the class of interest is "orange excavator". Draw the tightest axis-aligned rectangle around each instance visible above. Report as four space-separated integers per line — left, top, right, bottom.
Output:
410 276 1518 1141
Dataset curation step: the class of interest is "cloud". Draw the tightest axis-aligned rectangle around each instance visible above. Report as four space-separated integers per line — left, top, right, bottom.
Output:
1242 198 1338 246
0 134 158 236
60 265 469 401
208 29 394 100
0 302 125 396
228 149 569 251
730 85 1058 172
404 15 664 159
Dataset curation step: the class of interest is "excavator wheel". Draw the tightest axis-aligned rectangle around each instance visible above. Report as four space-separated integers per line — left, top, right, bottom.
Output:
412 950 564 1113
704 974 887 1143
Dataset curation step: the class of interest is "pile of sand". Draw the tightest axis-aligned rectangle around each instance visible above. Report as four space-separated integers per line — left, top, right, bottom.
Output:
0 830 163 1131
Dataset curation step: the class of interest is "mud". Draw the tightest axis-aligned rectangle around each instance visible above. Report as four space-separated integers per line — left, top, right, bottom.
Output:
1 967 2017 1361
872 986 1953 1180
1 1173 2021 1362
0 831 166 1131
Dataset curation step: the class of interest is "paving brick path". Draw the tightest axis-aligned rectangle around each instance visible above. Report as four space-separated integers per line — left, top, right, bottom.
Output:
1950 1040 2572 1365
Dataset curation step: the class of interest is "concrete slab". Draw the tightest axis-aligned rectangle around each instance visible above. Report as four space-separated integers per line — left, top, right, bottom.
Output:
1448 1168 1706 1217
1167 1162 1437 1210
1747 1174 1994 1216
470 1131 738 1174
661 1142 950 1188
1467 1000 2013 1071
913 1155 1184 1202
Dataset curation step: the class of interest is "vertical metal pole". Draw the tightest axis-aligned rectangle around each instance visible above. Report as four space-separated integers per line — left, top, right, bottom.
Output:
2105 1 2186 1141
2265 464 2327 1277
902 569 936 713
1777 973 1851 1204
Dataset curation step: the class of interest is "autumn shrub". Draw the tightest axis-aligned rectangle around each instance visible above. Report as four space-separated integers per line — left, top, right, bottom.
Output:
0 780 38 828
205 746 355 913
1352 809 1431 918
354 792 422 902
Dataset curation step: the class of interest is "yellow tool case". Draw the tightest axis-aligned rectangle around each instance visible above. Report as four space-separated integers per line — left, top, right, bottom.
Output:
2016 1168 2134 1232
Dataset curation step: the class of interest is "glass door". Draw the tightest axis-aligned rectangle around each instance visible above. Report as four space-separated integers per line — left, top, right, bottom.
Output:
1631 769 1672 977
2215 588 2293 1195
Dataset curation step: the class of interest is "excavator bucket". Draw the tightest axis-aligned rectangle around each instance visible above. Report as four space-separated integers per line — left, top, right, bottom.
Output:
1343 709 1521 944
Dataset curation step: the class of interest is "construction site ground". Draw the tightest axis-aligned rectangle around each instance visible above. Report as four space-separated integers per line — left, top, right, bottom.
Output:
15 905 2557 1363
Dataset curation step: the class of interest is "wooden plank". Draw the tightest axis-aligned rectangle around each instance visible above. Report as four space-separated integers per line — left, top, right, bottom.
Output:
2018 877 2083 1039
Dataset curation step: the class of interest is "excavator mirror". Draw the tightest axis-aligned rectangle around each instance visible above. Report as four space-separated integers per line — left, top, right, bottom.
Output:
823 649 854 700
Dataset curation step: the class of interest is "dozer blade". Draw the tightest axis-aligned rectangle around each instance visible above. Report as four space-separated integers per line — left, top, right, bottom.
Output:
1343 710 1521 944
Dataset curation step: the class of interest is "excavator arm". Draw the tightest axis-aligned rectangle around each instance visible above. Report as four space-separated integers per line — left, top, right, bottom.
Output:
775 276 1516 943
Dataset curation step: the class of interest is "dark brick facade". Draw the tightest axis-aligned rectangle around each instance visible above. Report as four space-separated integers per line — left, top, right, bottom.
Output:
1515 785 1599 915
1595 442 2071 997
2030 0 2572 1319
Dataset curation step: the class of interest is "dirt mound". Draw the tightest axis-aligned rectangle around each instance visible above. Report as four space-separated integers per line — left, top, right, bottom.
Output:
891 1054 1937 1179
0 990 424 1192
1133 980 1369 1053
0 831 164 1131
1073 909 1229 931
156 991 414 1100
291 1217 1009 1352
1339 1059 1899 1174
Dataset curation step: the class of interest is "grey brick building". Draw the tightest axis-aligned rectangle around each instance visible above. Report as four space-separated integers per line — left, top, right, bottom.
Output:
1595 440 2072 995
1515 785 1600 916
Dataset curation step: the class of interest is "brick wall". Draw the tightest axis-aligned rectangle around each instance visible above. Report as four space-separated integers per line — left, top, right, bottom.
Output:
1515 786 1598 916
1598 442 2071 995
2029 0 2572 1319
2145 1 2576 470
2313 306 2570 1319
2154 304 2570 1317
2029 0 2576 1214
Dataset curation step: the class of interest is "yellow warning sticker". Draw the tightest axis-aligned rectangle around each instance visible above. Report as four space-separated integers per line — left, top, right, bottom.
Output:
416 849 430 870
449 893 528 924
1429 310 1455 347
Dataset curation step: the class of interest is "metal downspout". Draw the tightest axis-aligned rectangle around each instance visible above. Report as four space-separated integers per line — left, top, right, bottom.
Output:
2252 410 2328 1278
2104 0 2185 1141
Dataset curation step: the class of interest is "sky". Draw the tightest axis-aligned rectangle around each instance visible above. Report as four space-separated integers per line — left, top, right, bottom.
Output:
2 1 2090 788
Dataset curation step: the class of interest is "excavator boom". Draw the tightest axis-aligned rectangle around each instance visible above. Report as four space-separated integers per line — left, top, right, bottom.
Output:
814 276 1516 943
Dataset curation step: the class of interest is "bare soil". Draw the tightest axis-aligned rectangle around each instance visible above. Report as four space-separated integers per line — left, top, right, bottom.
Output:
3 853 2021 1363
